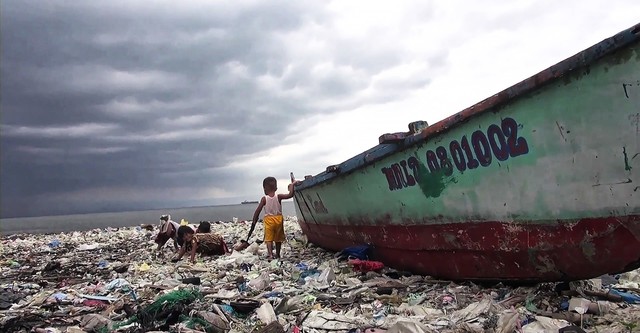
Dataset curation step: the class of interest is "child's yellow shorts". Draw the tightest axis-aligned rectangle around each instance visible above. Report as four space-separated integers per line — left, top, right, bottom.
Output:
263 215 285 242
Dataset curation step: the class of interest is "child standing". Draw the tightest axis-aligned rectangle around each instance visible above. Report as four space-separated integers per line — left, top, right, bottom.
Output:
246 176 298 259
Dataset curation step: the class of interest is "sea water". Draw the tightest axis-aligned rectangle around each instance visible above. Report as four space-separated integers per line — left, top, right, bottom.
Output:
0 201 296 235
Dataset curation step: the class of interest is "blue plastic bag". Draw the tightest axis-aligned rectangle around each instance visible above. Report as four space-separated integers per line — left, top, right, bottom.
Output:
336 244 371 260
610 288 640 304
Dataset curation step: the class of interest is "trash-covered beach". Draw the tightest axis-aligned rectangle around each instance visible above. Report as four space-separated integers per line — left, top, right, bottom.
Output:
1 218 639 333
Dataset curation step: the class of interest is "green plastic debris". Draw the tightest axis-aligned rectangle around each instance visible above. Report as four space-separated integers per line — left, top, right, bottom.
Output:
108 288 203 332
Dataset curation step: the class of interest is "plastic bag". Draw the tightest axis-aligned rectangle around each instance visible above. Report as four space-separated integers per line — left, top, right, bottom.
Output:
248 271 270 290
336 244 371 260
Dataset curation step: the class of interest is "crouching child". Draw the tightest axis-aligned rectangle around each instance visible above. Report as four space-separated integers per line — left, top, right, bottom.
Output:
155 214 180 252
172 226 230 264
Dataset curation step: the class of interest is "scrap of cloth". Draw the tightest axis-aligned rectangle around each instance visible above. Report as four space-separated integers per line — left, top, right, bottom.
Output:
190 233 228 255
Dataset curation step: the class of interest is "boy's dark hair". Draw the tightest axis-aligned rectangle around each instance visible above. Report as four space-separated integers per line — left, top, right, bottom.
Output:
263 176 277 191
197 221 211 233
176 225 195 246
178 225 195 236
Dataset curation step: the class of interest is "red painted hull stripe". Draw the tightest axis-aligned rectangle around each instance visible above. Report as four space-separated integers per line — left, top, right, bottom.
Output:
297 215 640 281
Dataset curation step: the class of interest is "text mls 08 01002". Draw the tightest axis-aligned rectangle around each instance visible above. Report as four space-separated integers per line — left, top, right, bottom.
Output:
381 117 530 191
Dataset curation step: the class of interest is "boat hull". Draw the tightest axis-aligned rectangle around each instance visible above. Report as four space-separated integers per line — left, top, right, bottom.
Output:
298 215 640 281
293 24 640 281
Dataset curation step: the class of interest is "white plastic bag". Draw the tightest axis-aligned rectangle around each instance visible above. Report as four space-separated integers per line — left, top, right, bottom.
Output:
256 302 278 324
248 271 270 290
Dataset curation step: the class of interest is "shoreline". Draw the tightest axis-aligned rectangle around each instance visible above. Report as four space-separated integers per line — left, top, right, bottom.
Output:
0 202 297 236
1 200 297 220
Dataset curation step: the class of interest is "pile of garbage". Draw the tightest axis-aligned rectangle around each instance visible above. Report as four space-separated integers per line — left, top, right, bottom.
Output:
1 218 639 333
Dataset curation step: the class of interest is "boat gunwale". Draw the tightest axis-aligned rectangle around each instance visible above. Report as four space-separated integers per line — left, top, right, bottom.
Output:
295 22 640 192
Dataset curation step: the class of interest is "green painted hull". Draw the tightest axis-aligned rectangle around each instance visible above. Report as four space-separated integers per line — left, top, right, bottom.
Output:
294 24 640 281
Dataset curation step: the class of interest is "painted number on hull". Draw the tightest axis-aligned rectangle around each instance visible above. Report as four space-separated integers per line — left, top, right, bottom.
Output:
381 117 530 191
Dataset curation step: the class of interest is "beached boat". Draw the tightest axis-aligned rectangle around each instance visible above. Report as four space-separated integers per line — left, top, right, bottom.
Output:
293 23 640 282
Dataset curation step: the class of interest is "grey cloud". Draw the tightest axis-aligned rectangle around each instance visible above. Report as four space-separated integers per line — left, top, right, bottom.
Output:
1 0 442 217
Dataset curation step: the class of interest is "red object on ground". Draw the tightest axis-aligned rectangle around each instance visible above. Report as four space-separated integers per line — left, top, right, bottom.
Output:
82 299 108 308
348 259 384 272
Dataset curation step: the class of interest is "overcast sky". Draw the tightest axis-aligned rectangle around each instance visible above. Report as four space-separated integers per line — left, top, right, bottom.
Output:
1 0 639 218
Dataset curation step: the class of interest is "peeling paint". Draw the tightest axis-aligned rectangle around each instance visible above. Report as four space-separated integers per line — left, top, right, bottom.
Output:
581 235 597 261
534 255 557 274
630 113 640 135
623 147 633 171
443 233 457 246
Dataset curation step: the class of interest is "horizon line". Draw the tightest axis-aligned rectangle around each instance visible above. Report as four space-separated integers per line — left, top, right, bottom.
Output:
0 199 295 220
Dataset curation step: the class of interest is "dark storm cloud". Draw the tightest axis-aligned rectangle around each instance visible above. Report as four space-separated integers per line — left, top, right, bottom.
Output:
1 0 439 217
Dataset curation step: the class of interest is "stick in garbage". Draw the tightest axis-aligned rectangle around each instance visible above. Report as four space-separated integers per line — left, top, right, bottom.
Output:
236 238 262 251
256 219 264 244
240 238 263 245
241 219 264 245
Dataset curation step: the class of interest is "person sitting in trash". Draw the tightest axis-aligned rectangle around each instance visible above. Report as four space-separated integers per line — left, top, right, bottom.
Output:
171 225 230 263
154 214 180 252
175 221 211 248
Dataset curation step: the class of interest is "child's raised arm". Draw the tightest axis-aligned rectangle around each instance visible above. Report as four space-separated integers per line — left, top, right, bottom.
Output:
278 180 300 200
